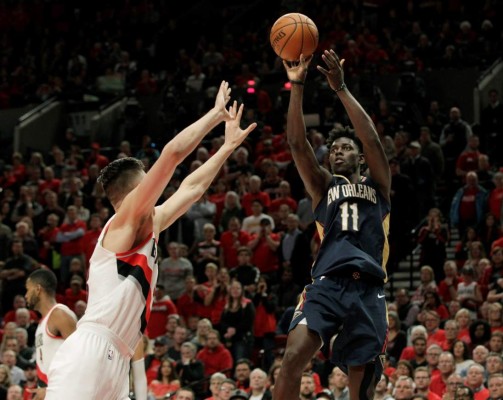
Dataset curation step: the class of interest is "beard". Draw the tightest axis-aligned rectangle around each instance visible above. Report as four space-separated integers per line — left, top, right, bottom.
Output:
26 295 39 311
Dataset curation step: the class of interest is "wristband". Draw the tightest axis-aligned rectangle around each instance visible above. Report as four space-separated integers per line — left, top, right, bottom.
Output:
290 80 304 86
334 82 347 92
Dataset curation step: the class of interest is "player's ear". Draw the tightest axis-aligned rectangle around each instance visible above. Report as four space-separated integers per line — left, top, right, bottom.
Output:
358 153 365 165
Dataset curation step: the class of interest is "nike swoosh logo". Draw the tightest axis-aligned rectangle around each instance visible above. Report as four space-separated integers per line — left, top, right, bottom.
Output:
377 294 386 298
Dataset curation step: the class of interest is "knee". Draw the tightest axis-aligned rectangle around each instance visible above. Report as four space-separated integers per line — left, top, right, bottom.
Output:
280 347 305 374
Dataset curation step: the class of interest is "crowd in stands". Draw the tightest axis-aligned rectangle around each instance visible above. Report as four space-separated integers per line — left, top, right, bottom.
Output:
0 1 503 400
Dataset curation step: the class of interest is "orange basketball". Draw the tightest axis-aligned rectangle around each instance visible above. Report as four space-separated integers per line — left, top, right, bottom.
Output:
269 13 319 61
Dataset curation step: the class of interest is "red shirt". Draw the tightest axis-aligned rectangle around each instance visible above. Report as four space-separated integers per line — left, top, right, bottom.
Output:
427 329 447 348
146 297 178 339
176 293 200 324
438 277 463 303
58 220 87 256
459 187 479 223
429 374 447 397
456 151 481 173
241 192 271 216
269 197 298 213
489 187 503 220
219 230 251 269
196 344 233 376
249 233 280 274
82 228 102 269
427 391 442 400
39 179 61 198
146 358 162 385
64 288 88 312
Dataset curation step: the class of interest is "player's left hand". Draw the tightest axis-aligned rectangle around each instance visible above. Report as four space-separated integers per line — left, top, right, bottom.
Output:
214 81 233 121
317 49 345 91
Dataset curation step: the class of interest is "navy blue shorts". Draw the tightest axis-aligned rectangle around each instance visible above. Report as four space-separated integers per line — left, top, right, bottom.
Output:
289 275 388 378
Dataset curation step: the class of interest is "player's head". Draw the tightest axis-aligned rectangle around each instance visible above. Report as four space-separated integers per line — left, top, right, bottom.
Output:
326 127 364 176
97 157 145 208
25 269 58 311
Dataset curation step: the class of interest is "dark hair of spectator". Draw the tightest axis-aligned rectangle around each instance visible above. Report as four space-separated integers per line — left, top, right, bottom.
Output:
156 357 178 381
450 339 470 360
469 319 492 345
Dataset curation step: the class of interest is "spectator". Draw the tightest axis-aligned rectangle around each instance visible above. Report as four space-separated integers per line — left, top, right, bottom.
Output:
205 372 226 400
1 350 23 385
0 240 32 314
218 378 238 400
241 200 274 235
167 326 189 361
176 277 201 325
386 311 407 363
277 213 312 287
425 344 442 379
146 284 178 340
469 321 492 349
81 213 103 270
487 373 503 400
464 364 489 400
411 266 438 306
328 367 348 400
228 247 260 295
175 342 205 394
55 205 86 286
247 218 280 279
299 373 316 400
186 193 217 243
451 339 474 376
190 223 220 283
241 177 271 217
417 208 449 283
443 373 465 400
456 136 483 179
196 329 233 377
234 359 252 391
64 275 87 313
248 368 271 400
145 336 170 385
220 280 255 362
158 242 193 301
455 266 483 319
421 290 448 323
438 261 462 303
147 358 180 400
430 351 455 397
413 366 441 400
203 267 230 329
485 353 503 378
190 318 213 350
219 191 246 235
219 217 251 270
455 308 473 344
419 126 444 182
480 89 503 165
394 288 421 331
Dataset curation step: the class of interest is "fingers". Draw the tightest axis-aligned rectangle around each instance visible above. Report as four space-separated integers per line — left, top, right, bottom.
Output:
244 122 258 135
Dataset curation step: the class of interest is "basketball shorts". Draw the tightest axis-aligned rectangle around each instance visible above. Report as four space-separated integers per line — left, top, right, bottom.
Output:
289 274 388 378
45 322 133 400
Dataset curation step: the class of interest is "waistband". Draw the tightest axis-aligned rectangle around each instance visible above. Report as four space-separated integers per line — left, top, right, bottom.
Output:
325 269 384 286
78 322 134 359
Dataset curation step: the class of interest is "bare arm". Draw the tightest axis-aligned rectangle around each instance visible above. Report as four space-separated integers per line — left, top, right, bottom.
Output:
282 56 333 208
317 50 391 203
111 81 234 233
48 307 77 338
154 102 257 233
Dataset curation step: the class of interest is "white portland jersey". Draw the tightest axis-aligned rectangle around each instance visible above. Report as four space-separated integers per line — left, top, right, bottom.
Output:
35 304 77 386
79 215 159 353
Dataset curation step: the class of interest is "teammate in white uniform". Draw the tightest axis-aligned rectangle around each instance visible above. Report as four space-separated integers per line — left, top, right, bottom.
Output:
25 269 77 400
45 81 256 400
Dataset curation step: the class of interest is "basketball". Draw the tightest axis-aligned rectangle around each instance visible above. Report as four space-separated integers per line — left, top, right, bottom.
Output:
269 13 319 61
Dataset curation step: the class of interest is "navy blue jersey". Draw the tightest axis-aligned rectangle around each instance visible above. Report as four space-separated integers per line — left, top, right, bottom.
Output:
312 174 390 281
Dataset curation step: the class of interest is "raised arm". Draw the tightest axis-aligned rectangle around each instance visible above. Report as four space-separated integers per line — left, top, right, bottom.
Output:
282 56 333 209
117 81 234 223
317 50 391 202
154 102 257 233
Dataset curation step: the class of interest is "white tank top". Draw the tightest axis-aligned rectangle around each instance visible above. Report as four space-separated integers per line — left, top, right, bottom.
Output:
79 215 158 353
35 304 77 386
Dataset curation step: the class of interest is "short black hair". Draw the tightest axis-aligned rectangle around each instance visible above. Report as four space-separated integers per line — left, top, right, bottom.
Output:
326 126 363 153
28 269 57 296
97 157 145 205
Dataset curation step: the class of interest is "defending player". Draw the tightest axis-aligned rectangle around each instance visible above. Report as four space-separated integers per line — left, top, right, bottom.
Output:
45 82 256 399
25 269 77 400
273 50 391 400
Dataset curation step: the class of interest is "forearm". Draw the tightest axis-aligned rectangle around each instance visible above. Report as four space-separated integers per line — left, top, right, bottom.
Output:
287 85 310 150
336 88 379 144
167 107 224 161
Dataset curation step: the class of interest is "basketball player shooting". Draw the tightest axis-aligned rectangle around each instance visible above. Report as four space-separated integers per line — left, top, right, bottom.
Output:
273 50 391 400
45 81 256 400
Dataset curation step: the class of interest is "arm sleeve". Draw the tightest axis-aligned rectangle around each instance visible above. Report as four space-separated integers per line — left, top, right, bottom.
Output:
132 358 148 400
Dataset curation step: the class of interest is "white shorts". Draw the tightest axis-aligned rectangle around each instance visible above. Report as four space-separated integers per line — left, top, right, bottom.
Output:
46 323 133 400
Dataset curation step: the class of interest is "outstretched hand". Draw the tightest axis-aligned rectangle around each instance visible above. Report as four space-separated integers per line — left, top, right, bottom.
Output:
224 101 257 148
317 49 345 91
282 54 313 83
214 81 233 120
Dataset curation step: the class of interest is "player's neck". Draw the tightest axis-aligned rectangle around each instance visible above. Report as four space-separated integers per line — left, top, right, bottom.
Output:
39 298 57 317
